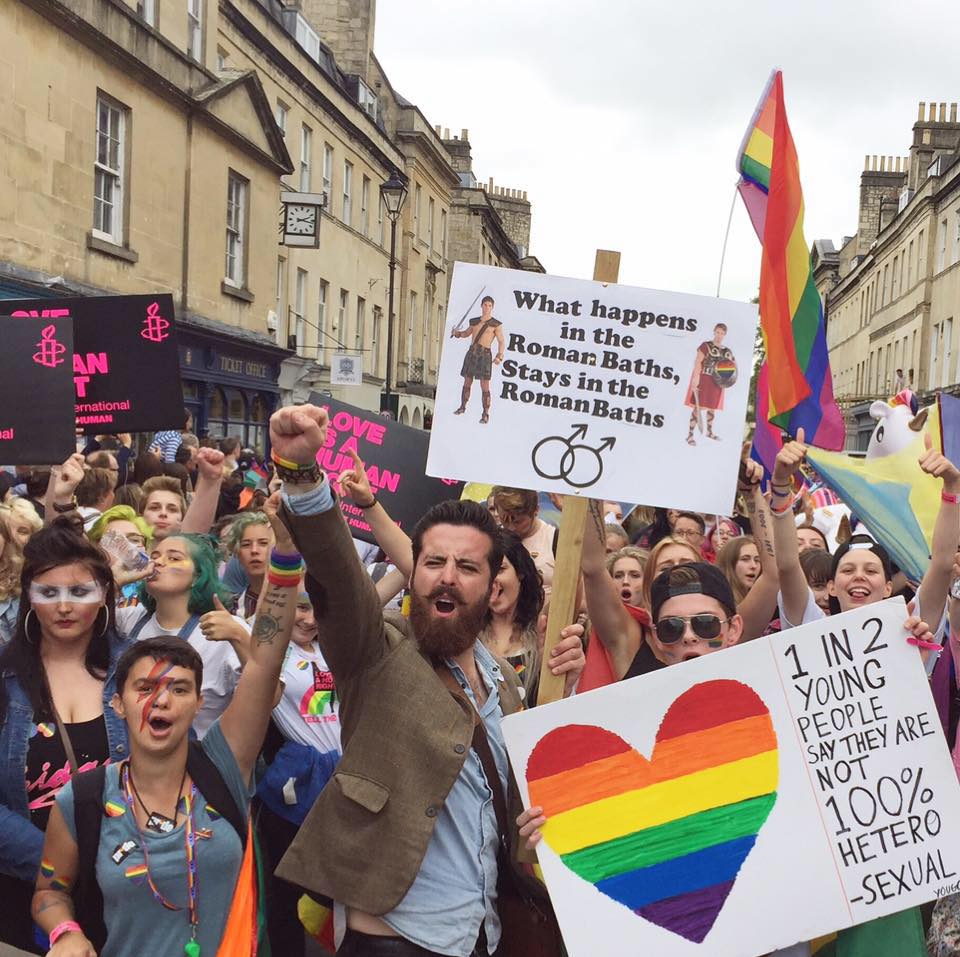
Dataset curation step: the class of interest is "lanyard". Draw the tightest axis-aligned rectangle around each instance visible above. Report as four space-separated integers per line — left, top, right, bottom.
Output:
120 761 200 949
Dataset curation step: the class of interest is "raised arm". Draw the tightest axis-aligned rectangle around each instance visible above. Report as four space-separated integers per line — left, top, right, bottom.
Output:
271 404 387 681
916 434 960 634
737 459 780 640
581 498 641 680
770 428 810 627
44 454 85 523
31 805 96 956
220 492 297 781
180 447 225 534
339 448 414 577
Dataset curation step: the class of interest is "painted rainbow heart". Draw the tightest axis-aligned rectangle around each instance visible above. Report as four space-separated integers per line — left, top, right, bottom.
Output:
526 680 778 944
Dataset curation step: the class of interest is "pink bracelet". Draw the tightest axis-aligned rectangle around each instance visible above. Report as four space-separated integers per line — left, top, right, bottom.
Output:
906 637 942 651
49 921 83 945
942 490 960 505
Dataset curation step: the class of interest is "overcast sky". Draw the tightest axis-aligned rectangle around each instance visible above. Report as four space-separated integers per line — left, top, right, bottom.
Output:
375 0 960 304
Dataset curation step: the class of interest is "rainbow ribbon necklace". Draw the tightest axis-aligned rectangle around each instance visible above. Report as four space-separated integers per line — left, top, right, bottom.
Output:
120 761 201 957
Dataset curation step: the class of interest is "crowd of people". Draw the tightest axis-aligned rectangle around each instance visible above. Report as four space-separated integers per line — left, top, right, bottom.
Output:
0 400 958 957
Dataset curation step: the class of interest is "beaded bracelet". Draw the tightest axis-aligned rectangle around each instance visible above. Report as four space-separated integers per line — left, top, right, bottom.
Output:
267 549 304 588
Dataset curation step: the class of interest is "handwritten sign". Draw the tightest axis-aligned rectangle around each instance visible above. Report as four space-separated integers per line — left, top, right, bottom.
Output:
308 394 464 544
502 598 960 957
427 263 757 514
0 316 76 463
4 293 184 435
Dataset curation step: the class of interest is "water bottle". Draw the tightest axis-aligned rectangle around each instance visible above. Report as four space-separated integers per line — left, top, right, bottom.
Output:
100 529 150 572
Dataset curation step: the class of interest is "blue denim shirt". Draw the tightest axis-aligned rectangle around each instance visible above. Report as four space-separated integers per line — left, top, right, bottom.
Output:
382 642 509 957
0 633 131 881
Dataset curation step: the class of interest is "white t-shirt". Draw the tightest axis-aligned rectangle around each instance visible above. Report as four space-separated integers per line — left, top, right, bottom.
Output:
273 642 341 754
116 606 246 739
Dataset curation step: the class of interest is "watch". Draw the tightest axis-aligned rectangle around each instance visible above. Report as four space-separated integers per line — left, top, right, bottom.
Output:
52 498 79 513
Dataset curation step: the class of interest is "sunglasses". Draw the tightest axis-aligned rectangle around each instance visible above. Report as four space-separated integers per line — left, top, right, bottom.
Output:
655 614 729 646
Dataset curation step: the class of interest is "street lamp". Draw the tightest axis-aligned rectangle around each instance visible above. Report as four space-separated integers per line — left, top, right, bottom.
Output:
380 170 408 414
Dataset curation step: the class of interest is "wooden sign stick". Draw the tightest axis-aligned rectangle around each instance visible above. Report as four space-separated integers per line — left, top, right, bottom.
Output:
535 249 621 706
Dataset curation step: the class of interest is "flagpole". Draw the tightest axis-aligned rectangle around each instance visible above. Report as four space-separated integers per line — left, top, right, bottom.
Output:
715 181 740 298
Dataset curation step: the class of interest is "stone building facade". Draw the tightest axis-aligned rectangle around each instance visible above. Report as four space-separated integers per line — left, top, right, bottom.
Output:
814 101 960 450
1 0 541 434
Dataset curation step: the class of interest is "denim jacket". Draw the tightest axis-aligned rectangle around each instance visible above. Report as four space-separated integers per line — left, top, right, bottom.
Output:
0 633 131 882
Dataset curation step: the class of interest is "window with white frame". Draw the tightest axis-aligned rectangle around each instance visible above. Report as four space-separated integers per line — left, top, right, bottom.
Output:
361 176 370 238
342 161 353 225
322 143 333 199
317 280 328 364
377 190 384 246
93 94 127 244
891 255 899 299
414 184 422 238
224 171 248 286
356 297 366 353
427 197 435 253
187 0 203 62
372 307 382 376
294 268 307 352
137 0 157 26
276 101 288 138
300 125 312 192
939 219 949 272
441 209 447 257
294 14 321 62
216 47 228 70
907 240 914 288
407 290 417 365
275 256 286 344
338 289 349 348
954 212 960 266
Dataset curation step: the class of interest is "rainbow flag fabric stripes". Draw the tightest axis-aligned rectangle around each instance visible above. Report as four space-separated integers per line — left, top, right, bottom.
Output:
526 680 778 943
737 70 844 451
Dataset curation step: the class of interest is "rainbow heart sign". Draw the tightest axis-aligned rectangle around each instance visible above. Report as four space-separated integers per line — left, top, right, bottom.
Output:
526 680 777 944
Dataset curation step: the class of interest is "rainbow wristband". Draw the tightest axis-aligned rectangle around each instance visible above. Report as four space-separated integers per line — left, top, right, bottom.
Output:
271 451 309 471
268 549 303 588
49 921 83 945
770 494 796 516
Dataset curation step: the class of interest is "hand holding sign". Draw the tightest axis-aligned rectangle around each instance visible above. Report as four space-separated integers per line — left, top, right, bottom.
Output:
270 405 328 466
340 449 376 507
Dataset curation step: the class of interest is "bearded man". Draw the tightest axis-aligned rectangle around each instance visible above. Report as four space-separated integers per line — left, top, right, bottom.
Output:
266 404 577 957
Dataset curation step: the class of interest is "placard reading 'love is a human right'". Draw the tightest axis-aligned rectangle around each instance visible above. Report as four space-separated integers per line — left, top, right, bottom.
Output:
502 598 960 957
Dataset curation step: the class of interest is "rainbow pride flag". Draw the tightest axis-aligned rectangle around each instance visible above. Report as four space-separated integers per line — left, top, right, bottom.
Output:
527 680 777 944
738 70 844 451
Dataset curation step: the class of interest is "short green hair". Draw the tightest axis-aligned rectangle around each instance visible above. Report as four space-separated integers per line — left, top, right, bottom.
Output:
137 533 233 615
224 512 271 556
88 506 153 546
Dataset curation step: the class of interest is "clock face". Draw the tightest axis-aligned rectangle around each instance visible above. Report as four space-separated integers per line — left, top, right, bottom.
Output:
285 204 318 235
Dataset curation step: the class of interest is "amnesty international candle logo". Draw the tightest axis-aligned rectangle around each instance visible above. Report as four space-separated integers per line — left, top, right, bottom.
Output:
32 325 67 368
140 301 171 342
428 263 758 516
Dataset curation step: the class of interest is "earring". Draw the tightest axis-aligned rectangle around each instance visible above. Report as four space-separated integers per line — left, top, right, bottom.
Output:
24 609 38 646
96 605 109 639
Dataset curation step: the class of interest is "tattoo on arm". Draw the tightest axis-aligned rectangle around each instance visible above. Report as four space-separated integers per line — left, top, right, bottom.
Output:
588 500 605 545
252 612 280 645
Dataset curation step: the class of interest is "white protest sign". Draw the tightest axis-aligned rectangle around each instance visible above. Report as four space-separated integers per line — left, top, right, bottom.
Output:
426 262 757 514
502 598 960 957
330 353 363 386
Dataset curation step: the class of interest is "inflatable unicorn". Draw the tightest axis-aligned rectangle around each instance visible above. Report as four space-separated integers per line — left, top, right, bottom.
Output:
866 389 929 459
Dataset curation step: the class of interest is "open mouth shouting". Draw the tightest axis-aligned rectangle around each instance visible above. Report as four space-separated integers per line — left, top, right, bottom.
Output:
430 587 463 618
146 713 174 739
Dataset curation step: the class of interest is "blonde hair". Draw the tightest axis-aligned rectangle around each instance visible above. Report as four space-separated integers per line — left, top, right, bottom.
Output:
642 536 701 611
5 497 42 533
0 509 24 599
140 476 187 517
605 546 647 577
716 535 759 605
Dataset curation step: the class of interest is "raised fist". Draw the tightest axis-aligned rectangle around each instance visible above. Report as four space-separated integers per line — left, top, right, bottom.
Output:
269 404 328 466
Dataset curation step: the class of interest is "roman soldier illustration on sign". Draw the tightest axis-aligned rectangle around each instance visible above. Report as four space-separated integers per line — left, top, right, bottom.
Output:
685 322 739 445
449 292 505 424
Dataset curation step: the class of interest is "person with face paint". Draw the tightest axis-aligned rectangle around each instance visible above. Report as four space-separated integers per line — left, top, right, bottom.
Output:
0 519 129 952
771 429 954 656
115 535 246 738
32 493 300 957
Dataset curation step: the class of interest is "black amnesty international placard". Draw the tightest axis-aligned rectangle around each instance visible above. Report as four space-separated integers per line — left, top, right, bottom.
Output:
0 316 76 463
308 393 465 545
4 294 184 435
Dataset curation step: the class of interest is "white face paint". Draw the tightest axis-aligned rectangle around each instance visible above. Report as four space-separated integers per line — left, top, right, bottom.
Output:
28 581 105 605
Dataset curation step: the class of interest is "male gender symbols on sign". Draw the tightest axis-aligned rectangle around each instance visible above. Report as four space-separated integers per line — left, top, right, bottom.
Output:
532 423 616 490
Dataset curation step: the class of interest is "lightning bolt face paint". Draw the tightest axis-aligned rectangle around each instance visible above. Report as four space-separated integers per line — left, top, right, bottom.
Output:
136 658 176 731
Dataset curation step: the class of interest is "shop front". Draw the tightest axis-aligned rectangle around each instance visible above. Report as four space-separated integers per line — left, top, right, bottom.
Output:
177 317 290 453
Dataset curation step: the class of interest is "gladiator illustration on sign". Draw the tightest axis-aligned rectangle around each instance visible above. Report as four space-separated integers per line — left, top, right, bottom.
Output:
685 322 739 445
450 293 505 425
